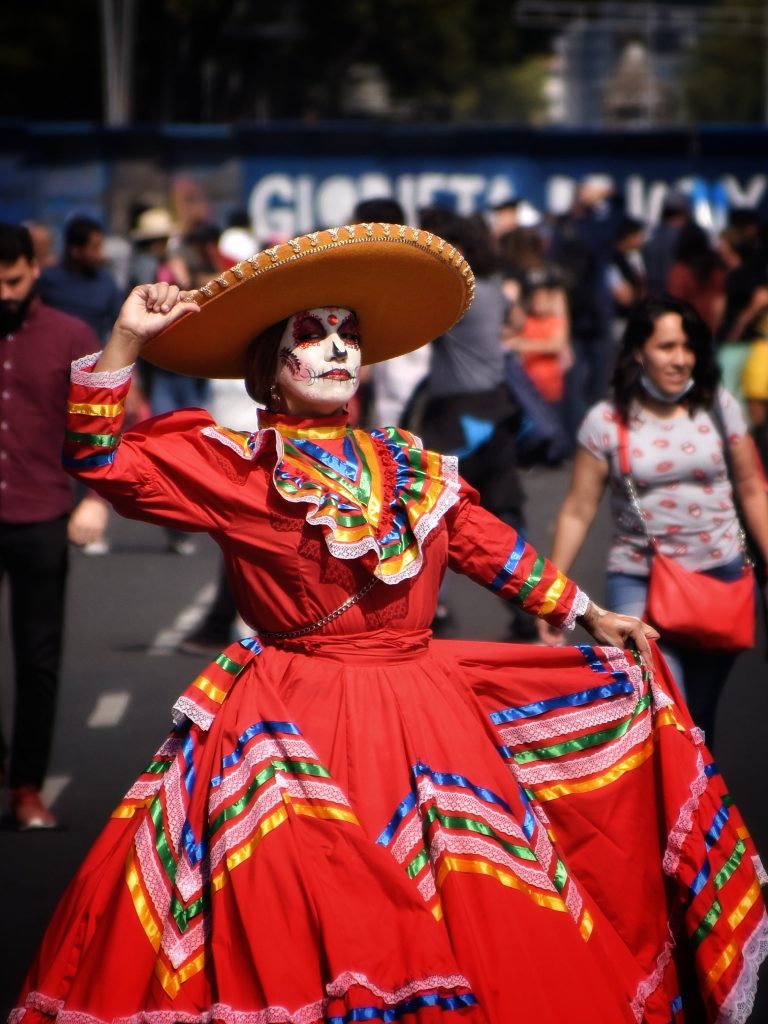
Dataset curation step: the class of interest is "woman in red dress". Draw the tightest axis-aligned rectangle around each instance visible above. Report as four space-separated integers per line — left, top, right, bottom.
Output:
11 225 767 1024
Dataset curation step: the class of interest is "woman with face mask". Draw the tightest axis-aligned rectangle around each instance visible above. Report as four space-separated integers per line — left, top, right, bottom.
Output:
13 233 767 1024
542 295 768 745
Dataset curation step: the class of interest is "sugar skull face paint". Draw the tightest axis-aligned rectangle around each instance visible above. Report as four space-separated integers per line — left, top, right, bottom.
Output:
275 306 362 415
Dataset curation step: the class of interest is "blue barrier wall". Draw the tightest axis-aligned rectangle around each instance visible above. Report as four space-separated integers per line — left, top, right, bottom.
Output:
2 121 768 237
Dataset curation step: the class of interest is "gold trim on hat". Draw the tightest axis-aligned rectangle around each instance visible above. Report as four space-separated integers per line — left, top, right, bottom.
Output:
190 223 476 322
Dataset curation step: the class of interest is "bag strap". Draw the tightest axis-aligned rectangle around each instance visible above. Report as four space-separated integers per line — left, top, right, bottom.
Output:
616 415 658 552
708 397 754 568
616 415 632 477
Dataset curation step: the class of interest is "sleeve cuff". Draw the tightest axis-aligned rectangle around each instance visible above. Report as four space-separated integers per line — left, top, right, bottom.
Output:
71 353 135 388
562 588 590 631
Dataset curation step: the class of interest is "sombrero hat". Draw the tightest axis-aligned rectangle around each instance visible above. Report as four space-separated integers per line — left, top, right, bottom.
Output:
143 222 475 378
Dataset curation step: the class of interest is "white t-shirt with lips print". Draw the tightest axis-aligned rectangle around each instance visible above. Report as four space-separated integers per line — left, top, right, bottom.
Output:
578 388 747 576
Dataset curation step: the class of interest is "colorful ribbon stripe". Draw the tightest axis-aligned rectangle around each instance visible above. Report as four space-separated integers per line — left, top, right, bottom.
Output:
123 710 360 998
488 643 767 1021
377 760 591 938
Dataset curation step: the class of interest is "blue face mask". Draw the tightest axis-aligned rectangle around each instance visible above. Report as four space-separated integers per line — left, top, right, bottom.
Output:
640 371 695 403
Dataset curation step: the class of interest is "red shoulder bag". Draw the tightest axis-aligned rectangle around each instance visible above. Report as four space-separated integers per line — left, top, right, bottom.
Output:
616 417 755 652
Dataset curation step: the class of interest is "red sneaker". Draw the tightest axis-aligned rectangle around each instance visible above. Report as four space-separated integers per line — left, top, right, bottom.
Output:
10 786 57 830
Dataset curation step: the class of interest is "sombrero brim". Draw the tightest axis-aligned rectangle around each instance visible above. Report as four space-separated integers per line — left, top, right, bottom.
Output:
142 222 475 378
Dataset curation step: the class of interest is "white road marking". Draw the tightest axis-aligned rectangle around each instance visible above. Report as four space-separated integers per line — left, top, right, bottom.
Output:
87 692 131 727
41 775 70 809
148 581 216 656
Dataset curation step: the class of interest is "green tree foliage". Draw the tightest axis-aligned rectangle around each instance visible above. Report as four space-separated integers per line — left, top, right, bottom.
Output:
0 0 544 123
681 0 767 122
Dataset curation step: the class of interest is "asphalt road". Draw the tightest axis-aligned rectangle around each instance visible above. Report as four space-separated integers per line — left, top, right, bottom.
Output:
1 460 766 1020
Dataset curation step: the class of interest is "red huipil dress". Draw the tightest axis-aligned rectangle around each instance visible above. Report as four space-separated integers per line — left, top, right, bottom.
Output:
11 356 768 1024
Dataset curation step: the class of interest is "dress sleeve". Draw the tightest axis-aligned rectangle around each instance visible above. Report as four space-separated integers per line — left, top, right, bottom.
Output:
63 354 227 533
446 479 590 629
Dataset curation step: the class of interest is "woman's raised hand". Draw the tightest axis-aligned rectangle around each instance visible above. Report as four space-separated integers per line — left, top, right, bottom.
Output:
96 283 200 372
579 601 660 667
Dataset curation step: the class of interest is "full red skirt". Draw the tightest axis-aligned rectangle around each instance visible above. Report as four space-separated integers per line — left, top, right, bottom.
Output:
10 632 768 1024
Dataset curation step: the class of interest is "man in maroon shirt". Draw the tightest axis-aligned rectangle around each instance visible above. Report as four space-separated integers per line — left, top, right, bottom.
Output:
0 223 101 829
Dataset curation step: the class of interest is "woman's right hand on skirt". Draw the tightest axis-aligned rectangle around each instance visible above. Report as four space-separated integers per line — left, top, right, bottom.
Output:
579 601 660 666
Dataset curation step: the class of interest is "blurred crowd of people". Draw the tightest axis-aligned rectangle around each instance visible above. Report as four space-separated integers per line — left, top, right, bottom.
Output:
17 180 768 594
11 181 768 568
3 174 768 827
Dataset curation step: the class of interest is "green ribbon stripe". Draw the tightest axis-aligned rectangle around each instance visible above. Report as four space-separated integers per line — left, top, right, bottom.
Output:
214 653 245 676
514 693 652 764
552 858 569 893
692 898 722 948
515 555 545 605
277 473 366 527
714 839 746 891
422 805 537 863
150 794 180 881
380 530 412 559
66 430 120 447
170 889 208 934
208 758 331 836
406 847 430 879
143 758 175 776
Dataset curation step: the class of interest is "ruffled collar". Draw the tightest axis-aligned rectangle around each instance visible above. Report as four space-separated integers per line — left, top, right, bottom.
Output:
202 411 460 585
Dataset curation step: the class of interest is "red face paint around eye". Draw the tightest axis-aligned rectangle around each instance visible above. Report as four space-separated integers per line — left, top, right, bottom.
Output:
292 312 325 346
339 312 361 346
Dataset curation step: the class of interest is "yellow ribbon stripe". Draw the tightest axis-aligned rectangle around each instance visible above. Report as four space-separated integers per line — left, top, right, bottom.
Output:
210 806 288 893
436 854 568 913
112 798 153 819
125 850 162 952
656 708 686 732
378 544 418 580
277 422 346 441
155 950 206 1000
193 675 227 705
530 736 655 802
579 908 594 941
703 880 762 993
289 799 359 826
67 401 124 417
538 572 567 617
727 879 762 933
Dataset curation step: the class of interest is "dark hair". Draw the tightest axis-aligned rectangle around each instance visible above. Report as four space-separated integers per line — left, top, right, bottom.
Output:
65 215 103 250
0 223 35 264
612 294 720 421
184 220 221 246
418 207 498 278
244 318 290 405
497 226 546 277
353 198 405 224
673 222 723 284
616 215 644 243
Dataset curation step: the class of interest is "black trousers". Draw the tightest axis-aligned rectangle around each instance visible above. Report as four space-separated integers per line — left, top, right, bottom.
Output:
0 516 69 789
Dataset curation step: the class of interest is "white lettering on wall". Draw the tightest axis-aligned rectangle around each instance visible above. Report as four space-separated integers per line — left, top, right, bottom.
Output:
247 170 768 240
721 174 767 209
